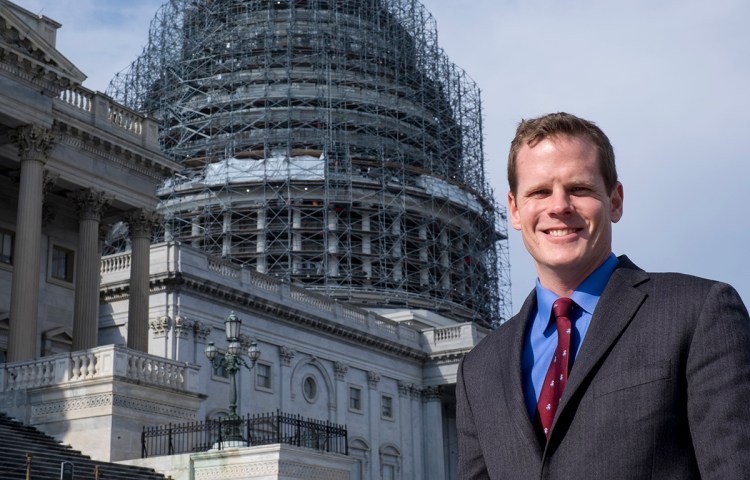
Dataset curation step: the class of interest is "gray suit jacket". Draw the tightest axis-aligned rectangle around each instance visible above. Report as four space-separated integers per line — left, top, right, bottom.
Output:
456 256 750 479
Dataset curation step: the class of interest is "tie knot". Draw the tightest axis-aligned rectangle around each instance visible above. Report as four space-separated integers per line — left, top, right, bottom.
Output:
552 297 574 319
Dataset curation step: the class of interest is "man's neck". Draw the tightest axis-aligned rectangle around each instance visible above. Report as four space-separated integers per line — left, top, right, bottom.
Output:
536 255 613 297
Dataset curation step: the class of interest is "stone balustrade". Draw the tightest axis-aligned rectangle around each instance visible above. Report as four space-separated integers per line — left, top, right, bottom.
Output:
56 85 158 146
422 323 487 353
0 345 201 394
101 242 423 347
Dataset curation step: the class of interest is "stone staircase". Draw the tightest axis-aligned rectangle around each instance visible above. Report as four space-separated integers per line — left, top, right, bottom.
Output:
0 412 166 480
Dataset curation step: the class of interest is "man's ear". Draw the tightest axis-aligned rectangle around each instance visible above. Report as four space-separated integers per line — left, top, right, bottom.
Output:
508 191 522 231
610 182 624 223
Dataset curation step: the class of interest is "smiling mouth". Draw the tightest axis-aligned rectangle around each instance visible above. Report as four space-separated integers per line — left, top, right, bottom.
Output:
546 228 578 237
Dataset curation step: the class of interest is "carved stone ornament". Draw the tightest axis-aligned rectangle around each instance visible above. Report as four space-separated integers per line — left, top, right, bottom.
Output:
410 384 422 400
150 315 171 337
11 125 55 161
398 381 412 397
422 385 442 402
238 333 252 350
174 315 195 339
367 371 381 389
69 189 112 221
125 209 161 239
333 361 349 380
279 345 296 366
192 321 211 341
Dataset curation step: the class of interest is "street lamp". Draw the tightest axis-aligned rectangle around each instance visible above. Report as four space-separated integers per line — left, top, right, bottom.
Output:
204 311 261 443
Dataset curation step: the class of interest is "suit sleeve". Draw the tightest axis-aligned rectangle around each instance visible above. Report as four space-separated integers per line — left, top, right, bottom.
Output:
456 356 491 480
687 282 750 478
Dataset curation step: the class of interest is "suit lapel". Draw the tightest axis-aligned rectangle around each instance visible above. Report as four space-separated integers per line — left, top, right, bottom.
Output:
501 290 544 458
553 257 649 427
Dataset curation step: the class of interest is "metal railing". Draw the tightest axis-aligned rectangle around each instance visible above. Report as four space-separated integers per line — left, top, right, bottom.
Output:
141 410 348 458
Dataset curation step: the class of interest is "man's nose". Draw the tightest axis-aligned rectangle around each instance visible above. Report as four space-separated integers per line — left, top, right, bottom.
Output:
549 190 573 215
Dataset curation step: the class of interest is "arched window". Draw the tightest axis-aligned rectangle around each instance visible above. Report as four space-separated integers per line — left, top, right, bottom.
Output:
380 444 401 480
349 438 370 480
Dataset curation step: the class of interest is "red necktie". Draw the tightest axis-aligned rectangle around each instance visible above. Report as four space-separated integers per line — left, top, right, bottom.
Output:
536 297 575 440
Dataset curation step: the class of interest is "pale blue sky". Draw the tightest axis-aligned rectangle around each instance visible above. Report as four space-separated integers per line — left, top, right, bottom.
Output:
15 0 750 313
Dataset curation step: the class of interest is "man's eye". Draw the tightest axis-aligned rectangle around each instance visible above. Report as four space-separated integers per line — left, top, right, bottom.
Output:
529 190 549 197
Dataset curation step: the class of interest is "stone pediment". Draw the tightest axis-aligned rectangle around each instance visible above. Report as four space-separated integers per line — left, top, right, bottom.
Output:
0 0 85 89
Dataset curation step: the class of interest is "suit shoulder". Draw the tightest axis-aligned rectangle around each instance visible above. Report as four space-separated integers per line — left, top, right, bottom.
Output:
632 270 747 317
643 270 730 295
617 256 732 295
463 314 524 365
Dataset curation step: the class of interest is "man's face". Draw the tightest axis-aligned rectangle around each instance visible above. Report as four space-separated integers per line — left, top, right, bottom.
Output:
508 135 623 289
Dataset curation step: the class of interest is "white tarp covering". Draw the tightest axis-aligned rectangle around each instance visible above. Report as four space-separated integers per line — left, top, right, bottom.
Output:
202 153 326 184
160 153 486 215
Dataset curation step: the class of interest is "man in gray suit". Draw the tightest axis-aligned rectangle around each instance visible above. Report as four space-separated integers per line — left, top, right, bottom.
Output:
456 112 750 479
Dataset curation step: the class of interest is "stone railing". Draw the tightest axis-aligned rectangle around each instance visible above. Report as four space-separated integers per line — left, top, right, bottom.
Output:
108 103 143 135
101 251 132 272
59 88 92 112
207 256 241 279
100 242 421 347
422 323 487 354
56 85 158 146
100 251 132 283
0 345 200 394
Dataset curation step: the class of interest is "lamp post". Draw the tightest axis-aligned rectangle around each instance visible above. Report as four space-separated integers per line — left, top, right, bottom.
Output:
204 311 261 443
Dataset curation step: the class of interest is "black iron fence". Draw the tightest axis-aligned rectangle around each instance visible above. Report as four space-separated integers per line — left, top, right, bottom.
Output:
141 410 348 458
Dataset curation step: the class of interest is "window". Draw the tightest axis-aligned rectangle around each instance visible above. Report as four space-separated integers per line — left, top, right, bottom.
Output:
349 386 362 412
382 464 396 480
50 245 74 283
349 439 369 480
302 375 317 403
380 445 401 480
256 362 272 391
381 395 394 420
0 229 13 266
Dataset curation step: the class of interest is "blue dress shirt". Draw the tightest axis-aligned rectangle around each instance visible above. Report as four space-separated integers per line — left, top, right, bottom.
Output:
521 253 619 419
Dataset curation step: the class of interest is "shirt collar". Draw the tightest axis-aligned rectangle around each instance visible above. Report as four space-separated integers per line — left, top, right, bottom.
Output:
535 253 619 324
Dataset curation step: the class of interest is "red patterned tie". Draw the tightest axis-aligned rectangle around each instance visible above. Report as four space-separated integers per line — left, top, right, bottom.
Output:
536 297 575 440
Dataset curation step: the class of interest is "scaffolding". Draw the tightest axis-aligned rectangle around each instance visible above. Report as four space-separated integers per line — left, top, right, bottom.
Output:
107 0 511 325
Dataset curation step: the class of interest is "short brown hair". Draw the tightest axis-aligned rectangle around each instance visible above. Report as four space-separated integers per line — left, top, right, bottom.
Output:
507 112 617 196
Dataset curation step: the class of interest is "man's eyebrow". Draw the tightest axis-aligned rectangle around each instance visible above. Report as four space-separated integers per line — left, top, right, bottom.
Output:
568 180 597 188
520 183 549 195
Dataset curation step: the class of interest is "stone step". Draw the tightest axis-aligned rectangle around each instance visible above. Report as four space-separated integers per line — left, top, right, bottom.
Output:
0 412 165 480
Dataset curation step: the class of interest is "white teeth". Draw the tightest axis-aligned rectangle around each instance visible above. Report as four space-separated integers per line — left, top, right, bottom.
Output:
548 229 575 237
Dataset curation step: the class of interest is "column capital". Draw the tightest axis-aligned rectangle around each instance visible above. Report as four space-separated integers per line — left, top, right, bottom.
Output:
173 315 194 339
422 385 442 402
279 345 296 366
126 209 161 239
367 370 381 389
150 315 171 338
398 381 412 398
12 125 55 162
193 320 211 341
70 189 112 222
333 361 349 380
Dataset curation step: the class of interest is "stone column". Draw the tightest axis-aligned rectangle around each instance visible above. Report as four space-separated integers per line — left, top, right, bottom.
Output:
367 371 381 480
333 361 349 425
279 346 296 412
8 125 54 362
410 385 424 480
70 189 110 351
125 209 159 352
422 386 446 480
398 381 414 480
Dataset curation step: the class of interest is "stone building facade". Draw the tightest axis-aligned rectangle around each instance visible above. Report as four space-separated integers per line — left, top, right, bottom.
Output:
0 2 491 479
